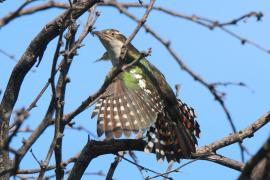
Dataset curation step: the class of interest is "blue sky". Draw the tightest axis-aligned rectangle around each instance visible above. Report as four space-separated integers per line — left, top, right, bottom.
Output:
1 0 270 179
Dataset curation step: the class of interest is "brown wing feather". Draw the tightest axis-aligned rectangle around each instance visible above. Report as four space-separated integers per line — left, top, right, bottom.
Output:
91 77 160 139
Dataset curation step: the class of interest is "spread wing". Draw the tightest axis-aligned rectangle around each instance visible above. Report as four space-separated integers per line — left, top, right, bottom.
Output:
91 67 164 139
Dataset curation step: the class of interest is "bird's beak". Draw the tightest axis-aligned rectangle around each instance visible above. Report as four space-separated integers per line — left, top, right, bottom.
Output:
92 31 101 37
93 31 111 42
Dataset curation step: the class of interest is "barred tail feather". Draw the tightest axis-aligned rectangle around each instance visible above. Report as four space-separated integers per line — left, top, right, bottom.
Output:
144 100 200 162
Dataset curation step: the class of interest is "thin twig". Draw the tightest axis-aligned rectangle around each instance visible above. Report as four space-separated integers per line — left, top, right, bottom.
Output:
105 154 122 180
25 66 60 112
118 154 171 179
16 155 77 174
146 158 201 180
0 0 36 28
1 109 29 151
38 8 73 179
114 3 269 54
30 149 42 167
0 49 17 62
119 0 155 61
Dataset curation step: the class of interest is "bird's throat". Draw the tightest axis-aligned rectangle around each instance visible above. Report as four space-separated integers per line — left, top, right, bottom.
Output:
108 46 141 66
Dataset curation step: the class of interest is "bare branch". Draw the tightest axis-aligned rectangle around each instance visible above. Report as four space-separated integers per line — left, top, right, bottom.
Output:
196 111 270 154
1 109 29 151
113 3 269 54
67 110 269 179
0 49 17 62
239 135 270 179
119 0 155 61
0 0 36 28
0 1 68 28
0 0 100 178
16 155 77 175
105 155 122 180
146 158 199 180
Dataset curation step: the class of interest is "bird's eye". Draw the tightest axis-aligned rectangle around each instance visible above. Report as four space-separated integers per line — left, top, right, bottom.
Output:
111 32 115 36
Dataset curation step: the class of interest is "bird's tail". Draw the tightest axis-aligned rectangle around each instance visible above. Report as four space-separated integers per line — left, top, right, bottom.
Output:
144 99 200 162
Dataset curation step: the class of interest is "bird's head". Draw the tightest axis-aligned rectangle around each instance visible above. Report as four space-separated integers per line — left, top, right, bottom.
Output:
93 29 127 66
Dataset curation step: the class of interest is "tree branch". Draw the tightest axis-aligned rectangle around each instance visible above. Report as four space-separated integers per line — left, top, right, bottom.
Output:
0 1 100 178
67 110 269 178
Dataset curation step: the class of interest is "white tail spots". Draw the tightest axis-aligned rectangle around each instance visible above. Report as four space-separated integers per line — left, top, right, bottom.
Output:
149 132 156 139
113 100 116 104
125 122 130 126
133 120 138 125
122 114 128 119
158 158 163 163
169 160 175 164
160 140 165 145
99 114 104 118
114 115 119 120
118 151 124 156
116 122 121 127
160 150 165 156
119 98 122 103
120 106 125 111
107 107 111 111
99 120 104 125
144 148 150 153
107 114 111 118
130 111 134 116
148 141 154 148
113 107 117 112
127 103 130 108
190 109 195 117
101 107 105 110
108 122 112 126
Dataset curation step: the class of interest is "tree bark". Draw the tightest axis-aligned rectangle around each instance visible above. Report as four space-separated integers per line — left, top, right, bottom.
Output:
0 0 100 179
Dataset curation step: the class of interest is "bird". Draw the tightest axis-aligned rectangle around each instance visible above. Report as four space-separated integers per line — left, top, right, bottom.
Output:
91 29 200 162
